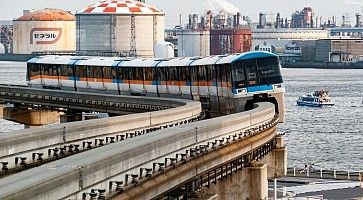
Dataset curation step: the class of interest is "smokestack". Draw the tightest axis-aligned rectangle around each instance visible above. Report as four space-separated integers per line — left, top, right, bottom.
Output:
233 15 237 27
356 13 362 27
179 14 183 28
192 14 199 30
188 14 192 29
237 12 240 26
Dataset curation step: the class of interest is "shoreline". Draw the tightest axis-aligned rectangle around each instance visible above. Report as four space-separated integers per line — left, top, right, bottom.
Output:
282 61 363 69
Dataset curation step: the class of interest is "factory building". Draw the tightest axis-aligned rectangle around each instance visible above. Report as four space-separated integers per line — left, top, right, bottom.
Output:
13 9 76 54
316 38 363 62
76 0 165 57
174 11 252 57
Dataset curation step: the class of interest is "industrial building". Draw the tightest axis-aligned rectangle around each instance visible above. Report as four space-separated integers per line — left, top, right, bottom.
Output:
291 7 314 28
315 38 363 62
76 0 165 57
173 11 252 57
13 9 76 54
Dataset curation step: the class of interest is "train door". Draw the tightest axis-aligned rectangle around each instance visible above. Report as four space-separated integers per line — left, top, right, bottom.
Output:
87 66 103 90
110 66 120 94
102 66 113 92
157 67 168 95
75 65 88 89
59 64 76 91
129 67 144 93
197 65 210 96
178 66 191 97
167 66 180 94
118 67 130 93
144 67 156 94
190 66 199 98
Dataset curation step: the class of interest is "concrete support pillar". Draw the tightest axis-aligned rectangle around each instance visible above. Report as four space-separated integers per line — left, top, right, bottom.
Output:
0 104 4 118
248 164 268 200
262 136 287 179
2 107 60 126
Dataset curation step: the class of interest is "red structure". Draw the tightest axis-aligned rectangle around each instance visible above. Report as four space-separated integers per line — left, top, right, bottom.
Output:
210 28 252 55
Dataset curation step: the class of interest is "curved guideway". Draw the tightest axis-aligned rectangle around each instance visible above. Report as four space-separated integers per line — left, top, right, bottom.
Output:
0 102 278 200
0 85 202 175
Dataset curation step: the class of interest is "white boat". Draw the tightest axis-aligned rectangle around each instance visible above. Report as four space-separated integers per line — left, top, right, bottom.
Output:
297 90 334 107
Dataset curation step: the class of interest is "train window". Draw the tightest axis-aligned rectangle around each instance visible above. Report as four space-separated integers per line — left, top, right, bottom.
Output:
111 68 118 79
232 62 246 88
244 59 258 86
257 57 282 84
51 65 58 76
76 66 87 78
190 66 198 82
178 66 190 81
130 67 143 80
41 64 50 76
198 66 207 81
206 65 215 82
157 67 168 81
119 67 129 80
29 63 40 77
88 66 102 78
144 67 154 81
169 67 178 81
103 67 112 79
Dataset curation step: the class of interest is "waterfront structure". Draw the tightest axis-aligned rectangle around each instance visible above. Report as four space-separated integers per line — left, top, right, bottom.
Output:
316 38 363 62
76 0 164 57
0 20 13 54
13 9 76 54
252 28 329 54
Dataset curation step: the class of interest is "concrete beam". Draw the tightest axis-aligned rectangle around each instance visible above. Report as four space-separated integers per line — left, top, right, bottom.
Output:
248 163 268 200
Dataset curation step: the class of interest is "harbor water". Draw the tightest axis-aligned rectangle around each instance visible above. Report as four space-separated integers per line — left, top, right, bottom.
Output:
0 62 362 171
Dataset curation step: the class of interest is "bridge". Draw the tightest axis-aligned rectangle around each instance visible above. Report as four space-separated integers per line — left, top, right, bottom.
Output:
0 86 286 200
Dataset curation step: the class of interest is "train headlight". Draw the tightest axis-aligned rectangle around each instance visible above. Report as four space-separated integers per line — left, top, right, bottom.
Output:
238 89 247 93
273 84 282 89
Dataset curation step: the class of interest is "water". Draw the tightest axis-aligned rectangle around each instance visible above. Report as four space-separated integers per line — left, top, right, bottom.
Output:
0 62 362 171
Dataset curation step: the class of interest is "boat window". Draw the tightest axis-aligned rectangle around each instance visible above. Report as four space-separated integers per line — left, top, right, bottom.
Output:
232 61 246 88
257 56 282 85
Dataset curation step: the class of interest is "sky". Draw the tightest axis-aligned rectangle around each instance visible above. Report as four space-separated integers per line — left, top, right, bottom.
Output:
1 0 362 27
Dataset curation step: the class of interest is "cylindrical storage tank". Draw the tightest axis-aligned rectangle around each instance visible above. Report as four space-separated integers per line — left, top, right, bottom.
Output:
76 0 164 57
13 8 76 54
154 41 174 58
210 28 252 55
177 30 210 57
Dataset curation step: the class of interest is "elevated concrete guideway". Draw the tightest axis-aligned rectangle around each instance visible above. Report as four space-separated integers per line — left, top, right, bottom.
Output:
0 86 202 173
0 102 285 200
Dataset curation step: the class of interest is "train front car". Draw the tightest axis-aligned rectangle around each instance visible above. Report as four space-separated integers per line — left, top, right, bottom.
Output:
226 51 285 122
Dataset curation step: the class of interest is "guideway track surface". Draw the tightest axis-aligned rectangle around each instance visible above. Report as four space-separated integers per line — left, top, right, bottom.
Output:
0 102 277 200
0 85 202 175
0 85 177 114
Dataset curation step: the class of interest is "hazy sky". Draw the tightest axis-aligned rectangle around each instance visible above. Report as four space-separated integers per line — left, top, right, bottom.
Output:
1 0 362 27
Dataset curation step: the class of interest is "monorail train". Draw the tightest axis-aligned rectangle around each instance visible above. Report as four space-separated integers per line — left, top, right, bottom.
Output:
27 51 285 121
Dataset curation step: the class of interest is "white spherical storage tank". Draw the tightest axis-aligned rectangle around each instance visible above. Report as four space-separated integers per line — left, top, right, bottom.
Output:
13 8 76 54
76 0 165 57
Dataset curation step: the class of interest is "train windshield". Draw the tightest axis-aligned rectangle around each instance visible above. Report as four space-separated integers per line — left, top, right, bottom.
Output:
232 56 282 89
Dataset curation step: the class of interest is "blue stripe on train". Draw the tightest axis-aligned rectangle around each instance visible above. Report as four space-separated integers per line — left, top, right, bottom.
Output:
246 85 273 93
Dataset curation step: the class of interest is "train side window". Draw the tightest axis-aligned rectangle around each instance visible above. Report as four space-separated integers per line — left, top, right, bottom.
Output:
232 61 246 88
130 67 143 80
190 66 198 82
206 65 215 82
119 67 129 80
76 65 87 78
41 64 50 76
111 67 117 79
144 67 154 81
88 66 102 78
157 67 167 81
29 63 40 77
103 67 112 79
169 66 178 81
179 66 190 81
198 66 207 81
